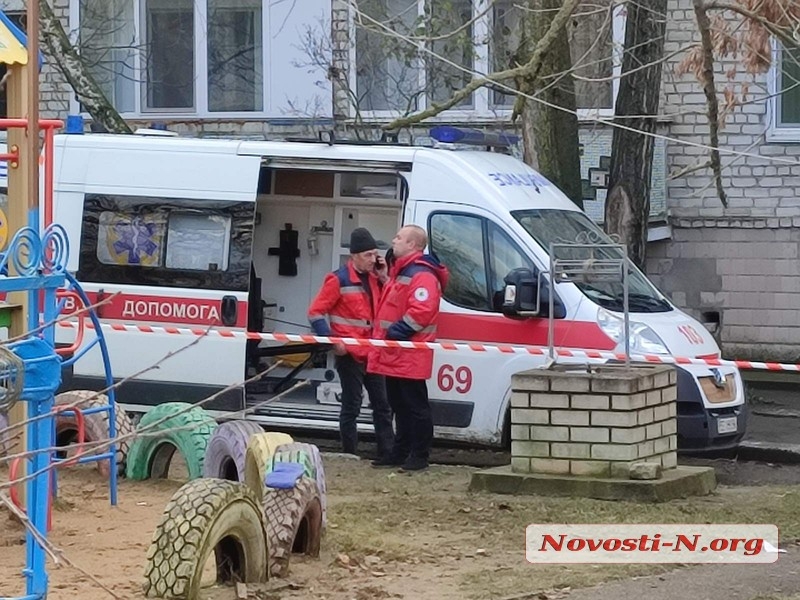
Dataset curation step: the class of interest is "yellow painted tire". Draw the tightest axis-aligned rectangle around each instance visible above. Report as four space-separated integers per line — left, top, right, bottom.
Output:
244 432 294 503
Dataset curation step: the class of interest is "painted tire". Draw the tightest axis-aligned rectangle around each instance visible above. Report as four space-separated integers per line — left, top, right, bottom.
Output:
54 390 135 476
262 477 322 577
143 478 269 599
268 442 327 530
243 432 294 504
203 420 263 482
126 402 217 481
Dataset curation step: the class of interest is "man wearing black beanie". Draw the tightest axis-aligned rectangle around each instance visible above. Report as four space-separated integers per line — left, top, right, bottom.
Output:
308 228 395 457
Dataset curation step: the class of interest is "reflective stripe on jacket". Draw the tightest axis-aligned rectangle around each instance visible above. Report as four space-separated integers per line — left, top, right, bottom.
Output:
308 260 381 362
368 251 449 380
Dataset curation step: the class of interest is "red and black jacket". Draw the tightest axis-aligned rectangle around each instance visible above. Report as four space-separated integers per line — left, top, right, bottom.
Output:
368 251 449 380
308 260 382 363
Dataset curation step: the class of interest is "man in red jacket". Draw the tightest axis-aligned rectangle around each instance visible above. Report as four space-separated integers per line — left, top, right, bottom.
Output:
369 225 449 472
308 228 394 458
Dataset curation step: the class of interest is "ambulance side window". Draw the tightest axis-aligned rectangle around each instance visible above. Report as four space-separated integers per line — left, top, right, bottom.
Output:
430 212 532 313
166 212 231 271
429 213 490 311
488 223 533 310
79 193 253 292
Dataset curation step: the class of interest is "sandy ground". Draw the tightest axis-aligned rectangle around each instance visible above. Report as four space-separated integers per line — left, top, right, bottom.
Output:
3 453 800 600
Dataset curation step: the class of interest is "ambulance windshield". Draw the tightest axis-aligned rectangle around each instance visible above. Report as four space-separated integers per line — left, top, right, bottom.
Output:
512 209 672 313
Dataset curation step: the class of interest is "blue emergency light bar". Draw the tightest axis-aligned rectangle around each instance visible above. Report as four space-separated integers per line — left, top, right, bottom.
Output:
429 126 520 148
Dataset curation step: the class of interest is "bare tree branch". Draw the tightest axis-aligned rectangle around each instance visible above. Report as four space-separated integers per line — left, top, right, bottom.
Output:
366 0 582 131
39 0 132 134
692 0 728 207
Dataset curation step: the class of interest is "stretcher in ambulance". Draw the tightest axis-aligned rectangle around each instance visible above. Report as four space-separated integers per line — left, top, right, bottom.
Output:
37 126 744 452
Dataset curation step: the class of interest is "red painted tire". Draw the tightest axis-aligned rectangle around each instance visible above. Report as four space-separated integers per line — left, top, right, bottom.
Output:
54 391 134 476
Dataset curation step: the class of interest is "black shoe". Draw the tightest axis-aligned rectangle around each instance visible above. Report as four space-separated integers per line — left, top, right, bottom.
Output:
371 456 405 468
399 458 429 472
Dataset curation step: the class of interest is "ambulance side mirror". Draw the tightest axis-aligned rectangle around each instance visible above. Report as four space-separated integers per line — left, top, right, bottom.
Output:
502 268 566 319
502 268 541 317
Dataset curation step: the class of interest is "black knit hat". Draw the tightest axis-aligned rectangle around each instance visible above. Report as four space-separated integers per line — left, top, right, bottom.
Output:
349 228 377 254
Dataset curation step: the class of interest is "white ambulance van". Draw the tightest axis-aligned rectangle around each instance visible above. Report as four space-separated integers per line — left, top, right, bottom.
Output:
43 126 745 452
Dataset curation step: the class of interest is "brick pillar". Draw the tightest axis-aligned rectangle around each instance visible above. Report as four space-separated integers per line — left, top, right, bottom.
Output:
510 365 677 478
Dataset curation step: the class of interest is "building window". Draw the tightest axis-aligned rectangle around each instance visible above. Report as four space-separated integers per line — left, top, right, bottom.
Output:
568 0 615 110
352 0 622 118
490 0 521 107
77 0 272 116
767 43 800 140
207 0 263 112
145 0 194 110
777 47 800 127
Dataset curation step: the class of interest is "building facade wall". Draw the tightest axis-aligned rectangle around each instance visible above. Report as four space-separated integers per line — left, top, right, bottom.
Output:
646 0 800 361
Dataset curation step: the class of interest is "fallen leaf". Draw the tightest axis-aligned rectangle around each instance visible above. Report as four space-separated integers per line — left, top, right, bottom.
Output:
381 489 390 494
458 507 471 513
371 571 386 577
336 553 351 567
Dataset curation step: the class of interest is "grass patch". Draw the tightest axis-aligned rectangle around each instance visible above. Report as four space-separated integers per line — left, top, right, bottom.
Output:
321 458 800 599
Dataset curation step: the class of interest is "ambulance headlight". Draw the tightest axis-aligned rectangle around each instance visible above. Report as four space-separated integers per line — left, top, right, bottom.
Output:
597 308 670 355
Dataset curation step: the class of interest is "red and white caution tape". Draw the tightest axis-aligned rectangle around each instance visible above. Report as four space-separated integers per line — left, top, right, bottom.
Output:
53 319 798 372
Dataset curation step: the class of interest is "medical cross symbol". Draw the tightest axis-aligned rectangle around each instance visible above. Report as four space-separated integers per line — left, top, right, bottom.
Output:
113 219 159 264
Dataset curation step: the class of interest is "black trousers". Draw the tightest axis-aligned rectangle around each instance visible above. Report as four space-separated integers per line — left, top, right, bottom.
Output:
385 376 433 462
335 354 395 457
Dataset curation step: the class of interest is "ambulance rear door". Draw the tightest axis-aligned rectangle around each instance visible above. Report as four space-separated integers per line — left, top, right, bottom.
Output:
58 136 262 414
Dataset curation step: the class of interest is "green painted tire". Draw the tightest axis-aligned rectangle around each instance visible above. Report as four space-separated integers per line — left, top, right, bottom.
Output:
126 402 217 481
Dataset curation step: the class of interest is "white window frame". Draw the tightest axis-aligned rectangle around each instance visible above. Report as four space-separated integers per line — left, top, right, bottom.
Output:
348 0 626 123
767 38 800 143
69 0 271 119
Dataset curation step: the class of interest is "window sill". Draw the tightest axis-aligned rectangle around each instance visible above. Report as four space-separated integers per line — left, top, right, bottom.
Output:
80 112 335 125
350 108 617 125
765 126 800 144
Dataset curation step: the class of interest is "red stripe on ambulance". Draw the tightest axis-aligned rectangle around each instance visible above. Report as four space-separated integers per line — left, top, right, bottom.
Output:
73 292 248 328
437 313 616 350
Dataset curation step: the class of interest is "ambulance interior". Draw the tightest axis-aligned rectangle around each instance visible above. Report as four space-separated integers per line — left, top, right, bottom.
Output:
246 165 404 419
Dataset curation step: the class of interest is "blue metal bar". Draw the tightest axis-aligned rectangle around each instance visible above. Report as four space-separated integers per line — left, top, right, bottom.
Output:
51 452 114 466
58 337 99 369
25 391 51 598
64 273 118 507
0 274 65 292
55 405 110 417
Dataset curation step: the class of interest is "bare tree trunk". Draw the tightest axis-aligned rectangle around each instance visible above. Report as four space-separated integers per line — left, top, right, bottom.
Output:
39 0 131 134
604 0 667 269
514 0 583 210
